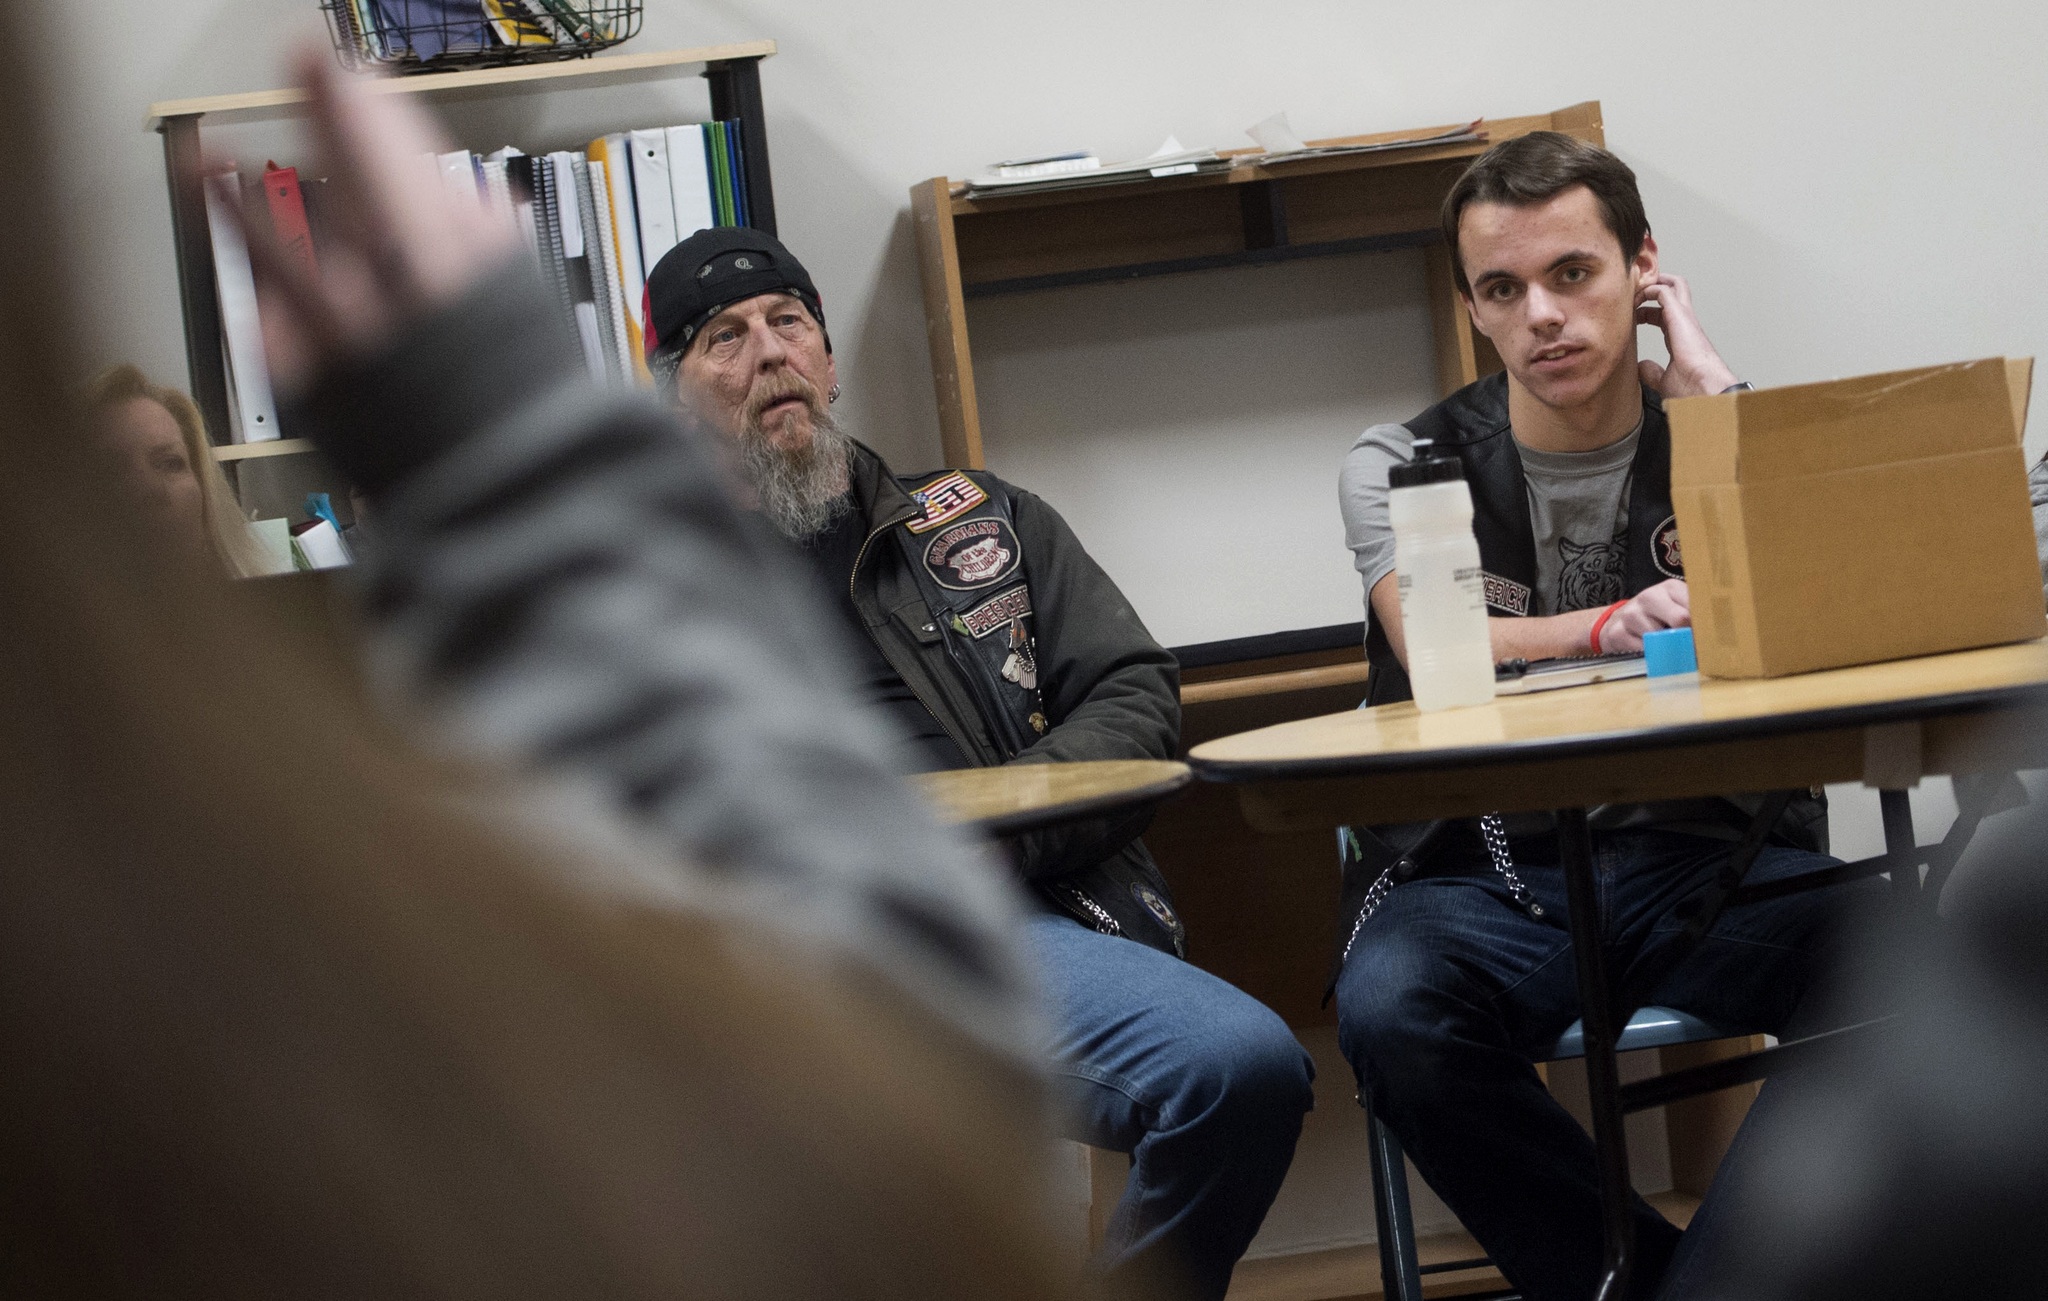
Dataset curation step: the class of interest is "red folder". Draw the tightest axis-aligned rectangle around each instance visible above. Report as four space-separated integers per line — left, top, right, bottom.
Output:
262 162 319 280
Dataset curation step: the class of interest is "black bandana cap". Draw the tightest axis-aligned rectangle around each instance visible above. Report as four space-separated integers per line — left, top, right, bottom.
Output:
642 227 830 359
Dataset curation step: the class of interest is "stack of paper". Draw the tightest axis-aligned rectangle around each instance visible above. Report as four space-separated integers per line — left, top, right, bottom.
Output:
1236 112 1488 168
960 137 1227 198
991 151 1101 181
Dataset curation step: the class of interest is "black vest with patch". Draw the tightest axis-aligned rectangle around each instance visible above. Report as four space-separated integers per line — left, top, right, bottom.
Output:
890 471 1188 958
1365 372 1684 706
891 484 1050 756
1331 374 1826 992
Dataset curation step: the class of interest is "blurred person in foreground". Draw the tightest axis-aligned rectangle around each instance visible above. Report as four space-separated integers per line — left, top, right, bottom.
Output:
1683 775 2048 1301
85 363 274 576
2 32 1092 1301
256 60 1037 1072
638 225 1315 1301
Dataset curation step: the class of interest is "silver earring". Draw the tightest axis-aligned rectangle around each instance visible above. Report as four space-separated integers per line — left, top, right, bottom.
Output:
828 383 841 404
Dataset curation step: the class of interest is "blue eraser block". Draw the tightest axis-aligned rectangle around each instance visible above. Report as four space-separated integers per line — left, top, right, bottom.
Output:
1643 627 1698 677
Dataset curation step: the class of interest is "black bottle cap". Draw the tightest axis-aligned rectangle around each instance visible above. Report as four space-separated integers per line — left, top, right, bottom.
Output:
1387 437 1465 489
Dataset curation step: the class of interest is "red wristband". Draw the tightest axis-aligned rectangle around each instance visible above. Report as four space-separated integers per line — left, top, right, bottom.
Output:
1589 600 1627 655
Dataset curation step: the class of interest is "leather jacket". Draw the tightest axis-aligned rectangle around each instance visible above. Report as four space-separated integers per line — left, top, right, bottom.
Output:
842 443 1189 956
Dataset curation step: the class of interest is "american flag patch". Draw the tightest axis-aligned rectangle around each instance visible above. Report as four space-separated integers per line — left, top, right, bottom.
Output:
906 471 988 534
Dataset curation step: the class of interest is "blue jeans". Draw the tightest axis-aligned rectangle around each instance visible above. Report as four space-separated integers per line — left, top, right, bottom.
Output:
1030 913 1315 1301
1335 829 1861 1301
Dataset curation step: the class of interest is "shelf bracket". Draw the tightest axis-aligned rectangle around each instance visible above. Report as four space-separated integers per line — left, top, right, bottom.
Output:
158 115 235 448
1239 180 1289 252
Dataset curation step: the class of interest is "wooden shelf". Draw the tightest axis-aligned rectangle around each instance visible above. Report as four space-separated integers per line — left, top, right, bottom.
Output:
910 102 1599 469
213 438 317 462
938 105 1599 291
145 40 778 130
947 119 1540 219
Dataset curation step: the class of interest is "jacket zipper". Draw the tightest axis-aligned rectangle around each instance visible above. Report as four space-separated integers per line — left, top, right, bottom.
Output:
848 519 982 763
934 608 1025 760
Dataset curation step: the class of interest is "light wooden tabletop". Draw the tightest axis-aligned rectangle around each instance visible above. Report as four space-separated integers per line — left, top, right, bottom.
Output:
914 760 1192 838
1190 637 2048 832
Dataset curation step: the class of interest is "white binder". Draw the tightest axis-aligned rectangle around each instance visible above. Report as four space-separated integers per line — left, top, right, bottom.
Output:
202 171 279 442
665 123 717 242
629 128 677 279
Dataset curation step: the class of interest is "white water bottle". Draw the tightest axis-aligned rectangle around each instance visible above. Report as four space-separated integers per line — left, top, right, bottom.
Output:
1388 440 1496 710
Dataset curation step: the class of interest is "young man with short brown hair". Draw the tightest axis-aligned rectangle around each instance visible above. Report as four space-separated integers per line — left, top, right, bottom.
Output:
1334 132 1861 1300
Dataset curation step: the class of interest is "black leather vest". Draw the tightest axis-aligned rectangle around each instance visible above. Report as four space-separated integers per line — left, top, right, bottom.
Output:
889 473 1050 758
889 468 1188 957
1329 375 1827 993
1365 372 1685 706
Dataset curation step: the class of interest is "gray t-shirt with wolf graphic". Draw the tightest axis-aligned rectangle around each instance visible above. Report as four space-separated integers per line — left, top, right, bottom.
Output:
1337 411 1793 847
1339 418 1639 635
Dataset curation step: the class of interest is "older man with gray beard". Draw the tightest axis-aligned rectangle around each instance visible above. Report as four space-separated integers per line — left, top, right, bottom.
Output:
642 227 1314 1301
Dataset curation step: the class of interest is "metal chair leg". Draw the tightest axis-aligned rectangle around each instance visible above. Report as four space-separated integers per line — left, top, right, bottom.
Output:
1879 787 1919 900
1556 806 1636 1301
1363 1099 1428 1301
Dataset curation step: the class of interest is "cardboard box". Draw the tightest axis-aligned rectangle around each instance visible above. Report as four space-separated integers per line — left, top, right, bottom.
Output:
1667 357 2046 678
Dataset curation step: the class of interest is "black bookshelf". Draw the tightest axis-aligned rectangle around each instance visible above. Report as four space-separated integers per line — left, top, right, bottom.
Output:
148 42 779 447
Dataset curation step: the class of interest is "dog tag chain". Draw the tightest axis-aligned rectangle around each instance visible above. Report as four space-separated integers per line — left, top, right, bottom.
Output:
1342 814 1544 962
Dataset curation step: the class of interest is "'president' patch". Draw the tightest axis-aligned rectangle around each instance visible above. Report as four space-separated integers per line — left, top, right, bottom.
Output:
961 584 1032 638
924 519 1021 591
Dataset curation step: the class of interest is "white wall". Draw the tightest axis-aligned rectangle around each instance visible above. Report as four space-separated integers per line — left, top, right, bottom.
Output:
50 0 2048 1266
51 0 2048 642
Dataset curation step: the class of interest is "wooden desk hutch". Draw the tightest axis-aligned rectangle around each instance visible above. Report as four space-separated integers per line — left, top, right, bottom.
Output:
909 101 1605 471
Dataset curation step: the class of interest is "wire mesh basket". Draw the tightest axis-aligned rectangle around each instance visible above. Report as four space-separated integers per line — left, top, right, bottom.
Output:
321 1 641 73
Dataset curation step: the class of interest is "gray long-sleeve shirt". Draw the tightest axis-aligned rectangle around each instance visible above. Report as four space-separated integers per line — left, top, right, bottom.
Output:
285 264 1039 1065
2030 453 2048 596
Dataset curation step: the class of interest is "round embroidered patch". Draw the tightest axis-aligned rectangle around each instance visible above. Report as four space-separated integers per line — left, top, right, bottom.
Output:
922 518 1021 590
1129 882 1181 934
1651 514 1684 578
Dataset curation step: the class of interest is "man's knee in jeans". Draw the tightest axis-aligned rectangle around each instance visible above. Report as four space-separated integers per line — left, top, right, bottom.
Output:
1175 994 1315 1132
1335 929 1462 1109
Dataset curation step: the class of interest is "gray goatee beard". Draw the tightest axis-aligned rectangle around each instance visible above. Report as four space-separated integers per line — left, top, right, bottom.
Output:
737 402 855 541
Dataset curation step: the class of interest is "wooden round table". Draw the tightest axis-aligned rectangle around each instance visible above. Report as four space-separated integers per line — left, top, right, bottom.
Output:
914 759 1193 838
1190 635 2048 1301
1191 638 2048 831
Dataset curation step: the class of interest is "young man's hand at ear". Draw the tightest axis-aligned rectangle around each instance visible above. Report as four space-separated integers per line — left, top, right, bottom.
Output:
1635 271 1739 398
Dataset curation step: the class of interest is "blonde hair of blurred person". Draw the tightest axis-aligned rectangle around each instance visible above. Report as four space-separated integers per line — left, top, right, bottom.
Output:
0 21 1090 1301
85 362 273 577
